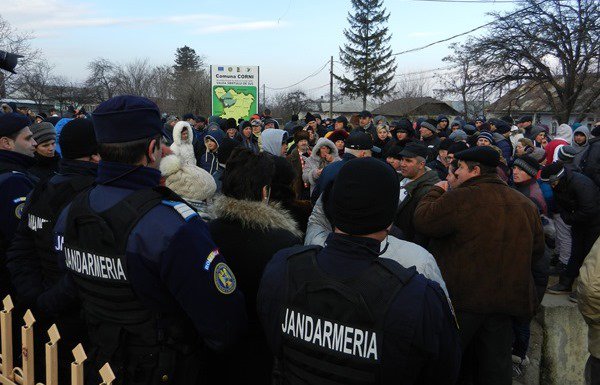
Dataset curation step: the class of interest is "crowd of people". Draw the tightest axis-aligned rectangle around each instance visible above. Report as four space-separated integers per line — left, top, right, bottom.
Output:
0 96 599 385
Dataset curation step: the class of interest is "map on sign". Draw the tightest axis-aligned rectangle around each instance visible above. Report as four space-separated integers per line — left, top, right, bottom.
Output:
212 86 257 121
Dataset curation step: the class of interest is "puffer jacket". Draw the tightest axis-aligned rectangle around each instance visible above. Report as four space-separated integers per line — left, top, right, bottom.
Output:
302 137 340 193
578 235 600 358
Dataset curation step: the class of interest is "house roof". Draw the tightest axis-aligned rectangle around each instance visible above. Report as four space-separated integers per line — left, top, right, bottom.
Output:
372 96 459 117
313 97 380 114
487 77 600 115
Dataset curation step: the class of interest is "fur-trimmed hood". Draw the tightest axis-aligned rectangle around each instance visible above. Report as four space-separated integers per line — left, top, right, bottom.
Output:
310 137 339 160
173 121 193 146
212 195 303 238
170 121 196 166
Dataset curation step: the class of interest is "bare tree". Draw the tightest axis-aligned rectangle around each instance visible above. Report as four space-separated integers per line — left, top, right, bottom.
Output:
112 59 156 97
0 15 43 97
268 90 311 120
85 58 118 102
385 74 432 102
13 61 55 109
466 0 600 122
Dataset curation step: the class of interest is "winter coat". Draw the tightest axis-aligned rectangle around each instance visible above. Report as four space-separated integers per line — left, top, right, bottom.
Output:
198 129 226 175
578 235 600 358
552 169 600 228
426 157 448 181
302 138 340 194
373 136 391 159
581 137 600 187
159 154 216 221
304 197 449 297
240 134 259 154
414 173 545 319
514 178 548 216
208 195 302 383
29 153 60 181
421 135 441 162
169 121 197 166
286 147 311 200
572 126 591 167
394 169 440 246
261 128 287 157
353 122 378 141
492 133 514 163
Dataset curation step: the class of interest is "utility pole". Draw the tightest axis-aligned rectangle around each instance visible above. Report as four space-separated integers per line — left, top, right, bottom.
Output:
262 84 266 113
329 56 334 119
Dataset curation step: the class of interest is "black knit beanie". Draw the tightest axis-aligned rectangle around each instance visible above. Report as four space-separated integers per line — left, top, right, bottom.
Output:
331 157 399 235
59 119 98 159
513 155 540 178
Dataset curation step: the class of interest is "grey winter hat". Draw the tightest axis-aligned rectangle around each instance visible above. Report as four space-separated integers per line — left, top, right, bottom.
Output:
30 121 56 144
557 145 577 161
449 129 467 142
420 121 438 134
513 155 540 178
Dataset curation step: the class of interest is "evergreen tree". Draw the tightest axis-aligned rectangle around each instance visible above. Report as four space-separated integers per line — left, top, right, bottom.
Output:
173 45 201 73
335 0 397 110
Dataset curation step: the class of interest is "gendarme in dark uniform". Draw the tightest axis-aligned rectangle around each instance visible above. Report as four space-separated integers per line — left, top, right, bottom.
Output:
0 112 38 298
258 157 461 384
53 96 247 385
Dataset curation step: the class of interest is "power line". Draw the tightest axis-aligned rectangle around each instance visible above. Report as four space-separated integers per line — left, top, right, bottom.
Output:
391 0 550 56
264 60 329 91
394 65 456 77
409 0 519 3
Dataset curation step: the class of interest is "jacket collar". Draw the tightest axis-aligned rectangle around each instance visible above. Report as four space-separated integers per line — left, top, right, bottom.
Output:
0 149 36 170
458 173 506 189
212 195 303 238
324 233 381 260
58 159 98 177
96 160 161 190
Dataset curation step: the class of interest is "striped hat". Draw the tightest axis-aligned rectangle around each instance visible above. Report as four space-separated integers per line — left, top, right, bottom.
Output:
513 155 540 178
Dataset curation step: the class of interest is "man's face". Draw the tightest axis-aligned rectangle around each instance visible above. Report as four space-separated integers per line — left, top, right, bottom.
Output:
399 156 424 179
265 122 275 129
574 133 587 145
515 142 525 156
396 131 408 141
359 116 371 127
9 127 37 157
316 118 322 125
446 166 460 189
334 121 344 130
438 149 449 165
512 166 532 184
439 121 448 129
445 153 455 164
308 121 317 130
297 139 309 152
334 140 344 151
477 138 492 147
475 121 483 128
455 160 480 184
206 139 217 152
451 124 460 132
227 128 237 138
419 127 432 138
386 157 401 171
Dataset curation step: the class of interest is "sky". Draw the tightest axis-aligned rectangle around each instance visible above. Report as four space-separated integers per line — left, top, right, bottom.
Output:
2 0 517 99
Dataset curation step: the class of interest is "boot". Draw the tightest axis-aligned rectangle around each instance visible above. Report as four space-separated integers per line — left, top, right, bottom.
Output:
548 261 567 276
546 276 574 294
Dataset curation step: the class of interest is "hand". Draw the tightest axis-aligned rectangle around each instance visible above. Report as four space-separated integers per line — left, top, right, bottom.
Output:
325 153 334 162
435 181 449 191
316 168 323 177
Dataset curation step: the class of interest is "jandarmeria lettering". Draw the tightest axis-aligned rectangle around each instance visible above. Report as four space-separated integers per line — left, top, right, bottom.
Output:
281 308 378 361
64 247 127 281
28 214 49 231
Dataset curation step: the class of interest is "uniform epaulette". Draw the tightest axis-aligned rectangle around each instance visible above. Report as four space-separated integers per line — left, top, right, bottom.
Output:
161 200 198 222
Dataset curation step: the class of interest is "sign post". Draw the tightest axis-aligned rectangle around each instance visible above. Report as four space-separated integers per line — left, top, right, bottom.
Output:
210 65 259 121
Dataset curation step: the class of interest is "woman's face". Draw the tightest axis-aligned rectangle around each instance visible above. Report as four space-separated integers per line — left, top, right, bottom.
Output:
308 130 315 140
243 126 252 138
515 142 525 156
206 139 217 152
181 128 189 142
396 131 408 141
319 146 331 158
335 140 344 151
227 128 237 138
535 132 545 144
252 125 262 135
512 166 532 184
377 130 388 141
36 140 56 157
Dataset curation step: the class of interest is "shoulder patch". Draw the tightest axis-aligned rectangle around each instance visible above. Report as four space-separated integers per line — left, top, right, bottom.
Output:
162 200 198 221
213 262 236 295
13 196 26 204
15 202 25 219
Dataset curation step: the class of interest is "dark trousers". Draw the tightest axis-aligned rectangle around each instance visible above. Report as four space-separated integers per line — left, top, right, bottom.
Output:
511 318 530 359
587 356 600 385
457 312 513 385
564 226 600 279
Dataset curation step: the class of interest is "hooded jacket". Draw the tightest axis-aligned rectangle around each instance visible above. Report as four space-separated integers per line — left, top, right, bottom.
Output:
199 129 226 175
572 126 591 167
170 121 197 166
394 169 440 246
544 123 573 164
302 137 340 193
261 128 287 157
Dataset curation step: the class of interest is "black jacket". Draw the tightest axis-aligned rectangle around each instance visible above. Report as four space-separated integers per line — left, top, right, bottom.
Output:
581 137 600 188
207 196 302 384
394 170 440 246
553 169 600 228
